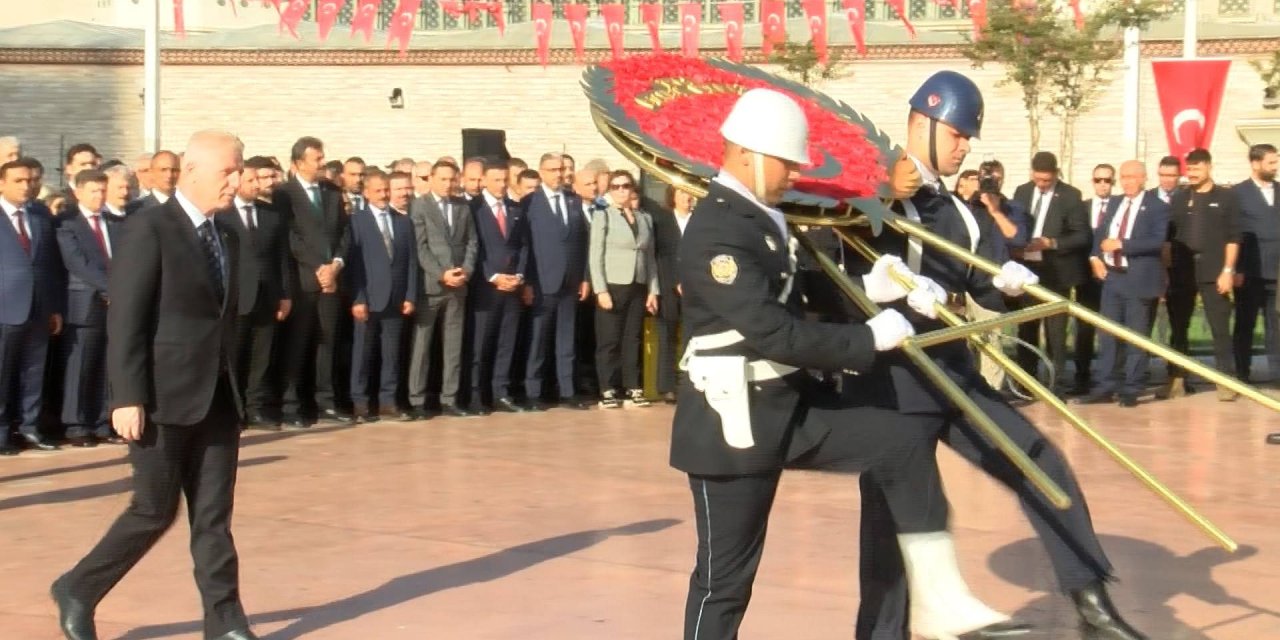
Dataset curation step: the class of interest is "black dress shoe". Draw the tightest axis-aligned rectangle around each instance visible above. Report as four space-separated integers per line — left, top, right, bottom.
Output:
319 409 355 424
560 398 591 410
1072 581 1148 640
1268 432 1280 445
1117 394 1138 408
246 412 281 431
51 578 98 640
67 436 99 448
493 397 526 413
281 415 311 431
1076 391 1115 405
0 444 20 456
441 404 474 418
957 620 1033 638
209 630 260 640
101 435 127 445
524 400 550 412
408 408 431 421
465 402 491 416
20 433 60 451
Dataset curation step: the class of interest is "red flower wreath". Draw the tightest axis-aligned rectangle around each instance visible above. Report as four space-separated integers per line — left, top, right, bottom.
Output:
602 54 887 201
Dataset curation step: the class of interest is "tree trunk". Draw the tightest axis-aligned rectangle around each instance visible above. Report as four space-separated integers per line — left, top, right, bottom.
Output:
1060 113 1076 183
1025 89 1042 157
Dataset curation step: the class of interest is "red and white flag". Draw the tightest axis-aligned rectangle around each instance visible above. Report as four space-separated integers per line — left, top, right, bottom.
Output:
1068 0 1085 29
439 0 466 18
485 2 507 35
718 2 745 62
532 2 554 66
967 0 987 34
565 4 589 62
1151 59 1232 166
316 0 347 41
760 0 786 56
351 0 381 41
601 3 627 60
802 0 828 62
173 0 186 38
386 0 422 57
640 2 662 53
841 0 866 56
679 3 701 58
885 0 916 38
279 0 309 37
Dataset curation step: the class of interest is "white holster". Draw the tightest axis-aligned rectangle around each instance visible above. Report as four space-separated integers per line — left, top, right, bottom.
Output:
680 330 799 450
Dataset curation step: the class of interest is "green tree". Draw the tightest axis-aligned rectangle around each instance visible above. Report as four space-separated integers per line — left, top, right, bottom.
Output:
1250 50 1280 105
768 38 850 88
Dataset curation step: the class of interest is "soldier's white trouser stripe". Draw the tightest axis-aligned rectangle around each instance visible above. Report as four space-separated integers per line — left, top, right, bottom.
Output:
692 479 713 639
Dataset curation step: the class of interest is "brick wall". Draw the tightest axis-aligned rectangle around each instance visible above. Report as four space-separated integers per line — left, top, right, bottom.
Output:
0 56 1270 192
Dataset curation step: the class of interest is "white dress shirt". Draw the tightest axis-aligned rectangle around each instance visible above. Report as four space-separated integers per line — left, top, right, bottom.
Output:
1024 187 1054 261
1090 197 1109 230
675 211 692 235
175 189 226 285
541 185 569 225
371 205 395 241
79 205 112 259
713 171 788 240
1103 194 1142 269
233 195 258 229
153 191 171 204
1 197 25 237
1256 179 1276 208
105 203 127 217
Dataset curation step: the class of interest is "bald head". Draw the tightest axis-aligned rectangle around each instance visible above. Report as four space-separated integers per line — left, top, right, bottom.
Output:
179 130 243 215
574 168 599 201
0 136 20 163
413 161 434 195
1117 160 1147 198
150 150 180 196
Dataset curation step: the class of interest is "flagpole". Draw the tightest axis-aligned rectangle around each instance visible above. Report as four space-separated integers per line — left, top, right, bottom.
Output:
143 0 161 152
1183 0 1197 59
1122 26 1140 158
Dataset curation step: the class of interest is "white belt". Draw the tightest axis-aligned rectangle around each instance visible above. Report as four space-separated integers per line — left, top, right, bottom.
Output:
679 329 799 382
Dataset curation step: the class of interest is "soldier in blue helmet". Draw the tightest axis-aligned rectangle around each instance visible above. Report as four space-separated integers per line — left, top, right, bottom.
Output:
845 71 1149 640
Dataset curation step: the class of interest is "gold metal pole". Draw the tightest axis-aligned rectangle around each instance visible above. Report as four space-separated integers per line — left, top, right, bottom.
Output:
843 223 1238 552
911 302 1071 349
793 230 1072 510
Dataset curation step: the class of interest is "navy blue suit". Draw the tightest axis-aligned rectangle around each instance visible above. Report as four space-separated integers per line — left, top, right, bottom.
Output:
521 187 588 400
0 201 64 446
347 207 417 408
470 194 528 401
56 210 122 438
1232 179 1280 380
1091 193 1170 397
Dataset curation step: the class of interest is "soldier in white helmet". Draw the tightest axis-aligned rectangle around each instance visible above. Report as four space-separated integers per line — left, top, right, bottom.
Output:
672 88 1028 639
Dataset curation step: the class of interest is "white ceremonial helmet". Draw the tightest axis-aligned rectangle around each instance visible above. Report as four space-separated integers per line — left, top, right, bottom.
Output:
719 88 811 165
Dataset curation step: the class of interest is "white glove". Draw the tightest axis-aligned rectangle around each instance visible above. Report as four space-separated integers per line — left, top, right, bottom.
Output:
862 255 916 303
866 308 915 351
992 261 1040 297
905 275 946 319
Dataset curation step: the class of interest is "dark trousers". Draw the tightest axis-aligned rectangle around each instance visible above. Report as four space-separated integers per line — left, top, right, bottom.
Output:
1014 281 1073 384
281 289 341 416
1232 277 1280 381
576 298 598 395
526 289 578 400
351 311 405 408
60 322 110 439
234 288 279 416
1094 282 1157 396
855 384 1113 640
60 379 247 639
0 318 49 443
684 406 947 640
656 320 681 395
595 283 647 393
1166 280 1235 377
471 284 522 402
1073 277 1103 384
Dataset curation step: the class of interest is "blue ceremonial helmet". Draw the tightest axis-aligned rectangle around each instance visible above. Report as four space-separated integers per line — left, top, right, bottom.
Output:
909 70 984 139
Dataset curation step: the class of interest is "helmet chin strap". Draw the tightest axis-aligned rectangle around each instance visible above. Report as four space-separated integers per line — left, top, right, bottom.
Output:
751 151 769 203
928 118 940 179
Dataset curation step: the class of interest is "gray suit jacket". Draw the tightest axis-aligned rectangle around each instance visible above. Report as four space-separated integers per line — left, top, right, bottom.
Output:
588 204 659 295
410 193 478 296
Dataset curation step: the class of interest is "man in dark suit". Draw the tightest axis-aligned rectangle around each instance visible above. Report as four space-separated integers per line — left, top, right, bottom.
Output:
276 136 353 427
1232 143 1280 384
469 160 528 414
54 131 260 640
1167 148 1242 401
651 185 694 403
56 170 124 447
216 156 293 429
124 150 179 215
408 160 478 418
1081 161 1170 407
1012 151 1089 391
521 152 592 410
1073 163 1119 394
0 160 64 455
348 171 417 422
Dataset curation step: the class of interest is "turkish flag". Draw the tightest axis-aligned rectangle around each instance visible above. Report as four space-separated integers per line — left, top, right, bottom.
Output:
439 0 466 18
1068 0 1085 29
885 0 916 38
1151 59 1231 165
841 0 866 56
640 2 662 53
464 0 486 22
279 0 309 37
532 2 553 66
760 0 786 56
386 0 423 57
173 0 185 38
679 3 701 58
967 0 987 34
565 4 589 62
351 0 380 41
486 1 506 35
718 3 745 62
601 4 627 60
802 0 828 62
316 0 347 41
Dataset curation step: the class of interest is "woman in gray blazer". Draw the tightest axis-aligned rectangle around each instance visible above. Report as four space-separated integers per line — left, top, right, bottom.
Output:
589 170 659 408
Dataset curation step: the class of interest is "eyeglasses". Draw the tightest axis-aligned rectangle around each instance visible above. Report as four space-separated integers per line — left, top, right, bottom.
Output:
610 183 633 190
1093 177 1113 184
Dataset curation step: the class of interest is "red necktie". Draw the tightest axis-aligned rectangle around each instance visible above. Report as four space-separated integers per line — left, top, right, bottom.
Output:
494 199 507 238
1112 200 1132 267
91 214 109 261
14 209 30 255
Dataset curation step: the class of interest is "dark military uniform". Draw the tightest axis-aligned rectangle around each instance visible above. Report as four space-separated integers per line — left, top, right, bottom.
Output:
674 179 949 640
1166 184 1242 377
843 176 1114 639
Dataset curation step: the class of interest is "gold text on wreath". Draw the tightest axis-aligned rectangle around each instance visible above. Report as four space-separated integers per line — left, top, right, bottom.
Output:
634 78 747 111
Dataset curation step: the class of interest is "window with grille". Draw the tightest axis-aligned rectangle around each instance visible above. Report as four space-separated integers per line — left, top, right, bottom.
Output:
1218 0 1250 14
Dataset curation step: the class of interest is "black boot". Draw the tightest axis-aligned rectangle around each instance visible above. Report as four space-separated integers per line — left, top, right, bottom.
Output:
957 621 1034 638
1071 580 1147 640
